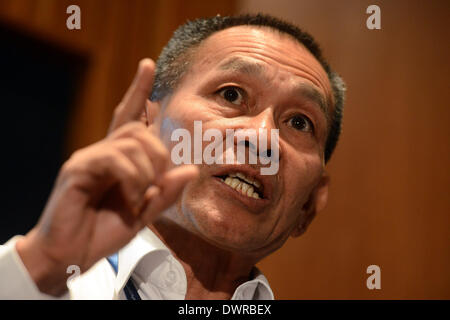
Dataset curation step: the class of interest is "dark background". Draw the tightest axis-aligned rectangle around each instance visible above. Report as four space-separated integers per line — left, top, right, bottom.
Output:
0 0 448 299
0 21 87 243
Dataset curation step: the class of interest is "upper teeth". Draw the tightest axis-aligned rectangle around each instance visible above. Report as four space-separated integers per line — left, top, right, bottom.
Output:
221 172 261 199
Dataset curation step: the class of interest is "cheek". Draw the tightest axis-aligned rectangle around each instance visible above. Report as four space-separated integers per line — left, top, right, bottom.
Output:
280 148 323 211
267 153 322 239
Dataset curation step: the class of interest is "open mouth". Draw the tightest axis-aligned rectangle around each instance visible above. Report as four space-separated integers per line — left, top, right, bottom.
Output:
216 172 264 199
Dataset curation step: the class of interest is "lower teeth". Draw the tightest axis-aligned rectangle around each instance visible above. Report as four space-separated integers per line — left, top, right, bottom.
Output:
222 177 260 199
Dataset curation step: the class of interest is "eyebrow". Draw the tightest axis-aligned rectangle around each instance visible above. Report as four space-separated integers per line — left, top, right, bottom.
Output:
219 57 265 76
217 57 328 118
294 83 328 118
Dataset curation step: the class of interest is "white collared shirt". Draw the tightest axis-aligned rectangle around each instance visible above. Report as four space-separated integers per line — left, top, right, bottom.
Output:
0 227 274 300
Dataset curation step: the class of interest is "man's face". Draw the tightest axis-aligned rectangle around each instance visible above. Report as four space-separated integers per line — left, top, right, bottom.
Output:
152 26 332 258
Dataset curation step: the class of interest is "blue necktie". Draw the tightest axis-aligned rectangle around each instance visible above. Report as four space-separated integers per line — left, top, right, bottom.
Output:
106 253 142 300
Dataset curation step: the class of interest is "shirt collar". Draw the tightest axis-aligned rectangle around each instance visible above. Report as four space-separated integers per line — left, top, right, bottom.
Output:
115 227 170 293
114 227 274 300
232 267 274 300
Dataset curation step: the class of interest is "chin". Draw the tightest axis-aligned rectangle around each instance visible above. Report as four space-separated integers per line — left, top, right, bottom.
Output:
176 179 275 251
181 199 260 252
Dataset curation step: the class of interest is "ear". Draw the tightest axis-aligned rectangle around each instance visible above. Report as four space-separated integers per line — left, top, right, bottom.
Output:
290 172 329 238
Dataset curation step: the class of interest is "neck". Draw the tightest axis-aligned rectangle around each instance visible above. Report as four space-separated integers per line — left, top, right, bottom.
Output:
148 218 258 299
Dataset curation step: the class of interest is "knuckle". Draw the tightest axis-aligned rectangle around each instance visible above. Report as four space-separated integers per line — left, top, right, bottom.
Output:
122 139 144 156
105 148 141 186
125 121 146 132
152 140 169 160
156 145 169 162
113 103 125 118
68 148 84 162
144 133 169 160
61 149 86 176
127 164 141 182
94 147 123 171
146 164 155 180
60 159 78 179
101 147 120 163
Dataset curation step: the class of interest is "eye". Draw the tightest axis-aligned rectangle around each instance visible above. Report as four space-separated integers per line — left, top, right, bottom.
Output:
218 86 244 105
288 115 314 133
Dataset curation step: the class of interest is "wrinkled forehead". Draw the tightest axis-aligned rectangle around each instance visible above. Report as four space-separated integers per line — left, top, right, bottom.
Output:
188 25 333 111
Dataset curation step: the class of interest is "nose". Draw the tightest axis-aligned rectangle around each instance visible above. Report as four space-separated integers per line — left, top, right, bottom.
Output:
241 140 271 158
234 109 281 161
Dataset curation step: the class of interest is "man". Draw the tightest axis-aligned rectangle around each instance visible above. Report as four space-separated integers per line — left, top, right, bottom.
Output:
0 14 345 299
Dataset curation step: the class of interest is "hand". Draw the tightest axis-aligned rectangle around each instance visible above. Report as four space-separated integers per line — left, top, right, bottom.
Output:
16 59 198 296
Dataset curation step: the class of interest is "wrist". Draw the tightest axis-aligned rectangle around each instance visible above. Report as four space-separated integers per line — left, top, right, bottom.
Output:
16 230 70 296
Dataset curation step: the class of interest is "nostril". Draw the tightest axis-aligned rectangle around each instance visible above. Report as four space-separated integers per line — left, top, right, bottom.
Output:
260 149 271 158
239 139 273 158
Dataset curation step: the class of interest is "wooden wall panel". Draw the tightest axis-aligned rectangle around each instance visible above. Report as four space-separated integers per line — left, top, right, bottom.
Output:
239 0 450 299
0 0 236 154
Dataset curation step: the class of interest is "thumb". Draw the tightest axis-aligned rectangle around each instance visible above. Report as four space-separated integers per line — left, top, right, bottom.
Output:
139 165 199 223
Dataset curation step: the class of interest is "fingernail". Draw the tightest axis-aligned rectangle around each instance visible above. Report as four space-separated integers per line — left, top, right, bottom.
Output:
139 59 151 71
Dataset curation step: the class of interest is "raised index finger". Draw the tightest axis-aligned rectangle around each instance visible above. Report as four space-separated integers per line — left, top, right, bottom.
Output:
109 58 155 133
